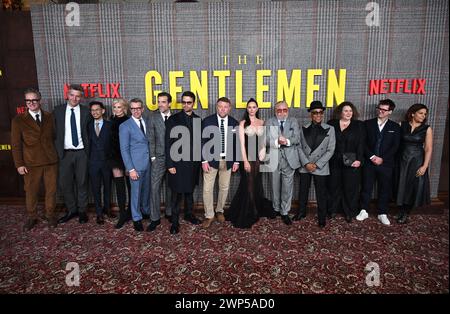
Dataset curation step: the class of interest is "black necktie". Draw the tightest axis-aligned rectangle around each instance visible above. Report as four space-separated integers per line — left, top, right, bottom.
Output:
139 119 145 135
70 108 79 147
164 115 168 122
220 119 225 154
35 113 41 127
280 120 285 133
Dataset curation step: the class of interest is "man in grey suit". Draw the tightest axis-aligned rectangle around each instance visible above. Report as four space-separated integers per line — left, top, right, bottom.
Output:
266 101 301 225
296 100 336 228
147 92 173 232
119 98 152 232
54 84 92 225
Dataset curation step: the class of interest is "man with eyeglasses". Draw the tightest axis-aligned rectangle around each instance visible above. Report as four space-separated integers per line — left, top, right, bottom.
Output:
266 101 301 225
297 101 335 228
356 99 401 225
54 84 91 225
87 101 115 225
165 91 202 234
119 98 152 232
11 88 58 230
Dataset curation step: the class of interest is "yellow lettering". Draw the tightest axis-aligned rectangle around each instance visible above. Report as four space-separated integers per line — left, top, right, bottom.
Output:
222 55 228 66
326 69 346 107
235 70 246 108
256 69 271 108
306 69 322 107
144 70 162 110
256 55 263 65
169 71 184 109
277 69 301 108
213 70 231 98
238 55 247 65
190 70 208 109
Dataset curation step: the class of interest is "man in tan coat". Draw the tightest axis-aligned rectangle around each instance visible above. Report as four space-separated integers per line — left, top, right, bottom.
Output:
11 88 58 230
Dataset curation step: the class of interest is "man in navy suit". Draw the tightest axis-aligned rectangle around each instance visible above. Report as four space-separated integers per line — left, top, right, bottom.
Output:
201 97 240 228
87 101 114 225
119 98 151 231
356 99 401 225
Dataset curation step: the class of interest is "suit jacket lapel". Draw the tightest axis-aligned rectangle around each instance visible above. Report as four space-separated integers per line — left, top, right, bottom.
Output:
24 112 40 131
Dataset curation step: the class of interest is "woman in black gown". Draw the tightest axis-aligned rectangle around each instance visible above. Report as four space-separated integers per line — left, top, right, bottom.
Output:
109 98 132 229
396 104 433 224
226 98 275 228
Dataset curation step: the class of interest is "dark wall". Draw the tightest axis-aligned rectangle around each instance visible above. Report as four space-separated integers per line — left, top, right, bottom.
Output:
0 10 38 198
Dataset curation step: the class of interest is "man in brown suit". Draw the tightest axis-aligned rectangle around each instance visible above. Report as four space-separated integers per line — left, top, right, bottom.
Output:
11 88 58 230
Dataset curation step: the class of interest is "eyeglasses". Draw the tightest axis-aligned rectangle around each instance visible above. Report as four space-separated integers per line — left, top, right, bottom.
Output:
181 101 193 105
311 111 324 115
276 108 288 113
25 99 40 104
130 107 143 111
90 108 103 112
376 107 390 113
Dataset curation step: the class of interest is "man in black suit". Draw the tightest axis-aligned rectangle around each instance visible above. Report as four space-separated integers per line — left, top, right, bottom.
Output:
87 101 114 225
54 84 91 224
356 99 401 225
165 91 202 234
201 97 240 228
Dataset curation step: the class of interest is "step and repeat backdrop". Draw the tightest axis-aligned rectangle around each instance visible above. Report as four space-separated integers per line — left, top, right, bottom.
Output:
26 0 448 203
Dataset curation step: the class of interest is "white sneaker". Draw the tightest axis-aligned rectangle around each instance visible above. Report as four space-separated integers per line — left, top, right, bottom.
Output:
378 214 391 225
356 209 369 221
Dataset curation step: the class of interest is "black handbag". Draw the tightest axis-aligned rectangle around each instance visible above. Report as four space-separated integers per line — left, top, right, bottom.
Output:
342 152 356 166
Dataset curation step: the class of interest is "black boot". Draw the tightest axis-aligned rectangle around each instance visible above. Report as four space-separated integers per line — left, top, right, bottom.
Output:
114 177 130 229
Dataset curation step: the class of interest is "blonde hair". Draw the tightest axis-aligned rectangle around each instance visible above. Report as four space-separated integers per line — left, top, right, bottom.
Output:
112 98 129 115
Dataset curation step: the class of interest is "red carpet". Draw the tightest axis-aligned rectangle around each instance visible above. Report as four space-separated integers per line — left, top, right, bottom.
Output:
0 205 448 294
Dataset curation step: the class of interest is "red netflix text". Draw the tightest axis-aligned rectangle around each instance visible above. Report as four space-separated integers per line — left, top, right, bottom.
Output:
369 79 425 95
64 83 121 99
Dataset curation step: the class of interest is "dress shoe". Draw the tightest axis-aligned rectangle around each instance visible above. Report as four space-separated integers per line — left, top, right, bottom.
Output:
184 214 201 225
202 218 215 228
79 212 88 224
293 213 306 221
170 223 180 234
48 216 58 228
216 212 225 223
133 220 144 231
281 215 292 225
96 214 105 225
345 215 352 223
356 209 369 221
142 214 150 220
318 220 326 228
397 213 408 224
105 209 117 219
23 219 38 231
274 211 282 216
327 212 336 219
57 212 78 224
165 214 172 223
377 214 391 225
267 210 277 219
146 219 161 232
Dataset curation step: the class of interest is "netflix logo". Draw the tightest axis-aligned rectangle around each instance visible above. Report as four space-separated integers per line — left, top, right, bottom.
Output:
64 83 121 99
369 78 425 95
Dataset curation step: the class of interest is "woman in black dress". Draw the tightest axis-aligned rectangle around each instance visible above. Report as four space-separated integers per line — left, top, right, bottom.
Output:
327 102 365 223
109 98 132 229
396 104 433 224
226 98 275 228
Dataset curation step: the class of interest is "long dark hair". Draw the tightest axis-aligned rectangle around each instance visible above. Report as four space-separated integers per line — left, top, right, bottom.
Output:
405 103 428 124
242 98 260 128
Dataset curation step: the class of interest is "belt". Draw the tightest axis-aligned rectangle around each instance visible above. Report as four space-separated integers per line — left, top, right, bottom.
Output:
64 149 83 152
220 156 226 160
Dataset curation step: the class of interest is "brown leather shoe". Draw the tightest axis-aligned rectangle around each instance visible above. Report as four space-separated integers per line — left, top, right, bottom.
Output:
202 218 215 228
216 213 225 223
23 219 38 231
48 216 58 228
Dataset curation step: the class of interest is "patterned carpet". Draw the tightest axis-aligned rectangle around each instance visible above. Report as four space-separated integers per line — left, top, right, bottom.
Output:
0 205 448 294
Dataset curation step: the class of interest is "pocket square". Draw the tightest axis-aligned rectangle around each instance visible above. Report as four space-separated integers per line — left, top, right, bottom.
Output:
388 130 395 133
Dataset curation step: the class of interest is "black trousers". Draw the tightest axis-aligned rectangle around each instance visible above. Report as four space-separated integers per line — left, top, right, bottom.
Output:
170 192 194 225
89 160 112 215
328 166 361 217
360 164 393 214
298 173 328 223
59 150 89 214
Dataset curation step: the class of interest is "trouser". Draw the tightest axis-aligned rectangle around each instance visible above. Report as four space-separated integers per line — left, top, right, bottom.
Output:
59 150 88 214
328 166 361 217
171 192 194 225
150 158 173 221
360 164 393 215
298 173 328 223
271 155 295 215
129 165 151 222
202 160 231 219
89 160 112 215
23 163 58 219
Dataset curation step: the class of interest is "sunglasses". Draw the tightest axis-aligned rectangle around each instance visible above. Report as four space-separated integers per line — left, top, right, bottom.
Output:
311 111 324 115
181 101 194 105
276 108 288 113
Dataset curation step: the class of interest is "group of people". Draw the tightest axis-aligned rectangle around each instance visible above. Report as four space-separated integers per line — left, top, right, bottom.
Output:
11 84 433 234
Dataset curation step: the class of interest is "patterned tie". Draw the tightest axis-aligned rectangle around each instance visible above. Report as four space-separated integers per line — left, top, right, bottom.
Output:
95 122 100 137
35 113 41 127
70 108 79 147
220 119 225 154
139 119 145 135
